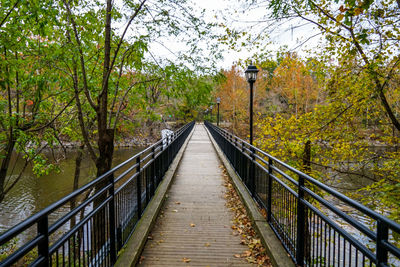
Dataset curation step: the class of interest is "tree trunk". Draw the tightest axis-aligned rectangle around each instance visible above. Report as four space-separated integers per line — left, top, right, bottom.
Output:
302 140 311 173
94 128 114 208
0 136 16 203
69 144 84 258
377 85 400 133
70 144 84 228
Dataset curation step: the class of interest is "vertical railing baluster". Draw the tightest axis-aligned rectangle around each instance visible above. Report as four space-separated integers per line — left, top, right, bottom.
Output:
296 174 306 266
267 157 273 222
136 155 142 219
377 220 388 266
37 216 49 266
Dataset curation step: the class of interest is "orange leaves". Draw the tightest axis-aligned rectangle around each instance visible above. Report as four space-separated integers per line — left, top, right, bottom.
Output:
271 53 320 115
215 65 249 136
221 166 271 266
339 5 347 13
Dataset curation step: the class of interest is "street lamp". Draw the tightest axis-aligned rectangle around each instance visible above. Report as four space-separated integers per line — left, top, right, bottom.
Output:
245 62 259 145
216 97 221 126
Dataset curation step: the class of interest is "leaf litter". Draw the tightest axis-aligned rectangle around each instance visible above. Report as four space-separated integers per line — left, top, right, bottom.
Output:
182 257 191 263
221 165 271 266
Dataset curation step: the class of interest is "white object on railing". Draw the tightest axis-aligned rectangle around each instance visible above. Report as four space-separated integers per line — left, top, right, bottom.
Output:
161 129 174 148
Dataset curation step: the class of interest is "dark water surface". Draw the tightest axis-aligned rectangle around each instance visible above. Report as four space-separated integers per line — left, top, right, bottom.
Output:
0 147 142 235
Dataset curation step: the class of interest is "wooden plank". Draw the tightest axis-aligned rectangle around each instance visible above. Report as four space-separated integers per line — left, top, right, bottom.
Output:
138 124 252 266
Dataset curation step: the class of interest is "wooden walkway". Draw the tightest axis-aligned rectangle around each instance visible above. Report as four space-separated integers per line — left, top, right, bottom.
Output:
138 124 253 266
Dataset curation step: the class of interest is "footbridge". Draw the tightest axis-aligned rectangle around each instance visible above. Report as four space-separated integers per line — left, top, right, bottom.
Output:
1 122 400 267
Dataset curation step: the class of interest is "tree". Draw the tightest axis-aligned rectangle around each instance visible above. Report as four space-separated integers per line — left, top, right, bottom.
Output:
59 0 218 179
255 56 400 222
0 0 71 202
215 66 249 135
269 52 321 116
267 0 400 132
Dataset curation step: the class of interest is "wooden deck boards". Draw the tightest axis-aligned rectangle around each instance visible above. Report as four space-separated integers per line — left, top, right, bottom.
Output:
138 124 252 266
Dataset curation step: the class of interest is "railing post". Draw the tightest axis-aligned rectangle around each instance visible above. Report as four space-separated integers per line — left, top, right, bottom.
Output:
168 135 172 164
249 147 256 195
145 165 150 204
296 174 305 266
233 137 237 168
108 173 117 264
159 143 163 183
117 226 122 251
136 155 142 219
267 157 273 222
37 216 49 266
377 220 389 266
151 146 155 197
241 142 245 180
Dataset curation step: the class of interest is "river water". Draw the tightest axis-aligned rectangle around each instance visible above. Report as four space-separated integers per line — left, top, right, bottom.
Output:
0 147 142 235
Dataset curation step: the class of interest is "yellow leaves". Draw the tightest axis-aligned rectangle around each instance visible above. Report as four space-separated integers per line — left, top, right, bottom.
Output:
336 14 344 22
182 257 191 263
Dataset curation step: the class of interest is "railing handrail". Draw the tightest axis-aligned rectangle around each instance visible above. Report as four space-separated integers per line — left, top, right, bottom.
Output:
205 121 400 266
0 121 195 266
206 121 400 232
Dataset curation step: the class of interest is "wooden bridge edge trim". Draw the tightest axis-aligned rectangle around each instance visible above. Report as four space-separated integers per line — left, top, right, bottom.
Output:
115 126 195 267
205 126 295 267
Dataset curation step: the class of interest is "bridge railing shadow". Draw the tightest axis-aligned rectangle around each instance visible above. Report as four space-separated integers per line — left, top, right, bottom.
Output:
205 121 400 267
0 121 195 267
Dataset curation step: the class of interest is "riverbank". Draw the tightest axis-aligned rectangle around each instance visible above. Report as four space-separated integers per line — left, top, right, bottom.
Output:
45 121 185 149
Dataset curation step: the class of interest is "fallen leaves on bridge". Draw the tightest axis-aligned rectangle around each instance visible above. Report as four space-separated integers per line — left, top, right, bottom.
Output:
222 166 272 266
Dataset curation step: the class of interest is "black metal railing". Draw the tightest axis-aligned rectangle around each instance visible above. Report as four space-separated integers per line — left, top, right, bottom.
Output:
0 121 194 267
205 121 400 267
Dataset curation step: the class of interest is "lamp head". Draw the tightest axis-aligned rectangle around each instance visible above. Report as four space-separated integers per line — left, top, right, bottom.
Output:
245 62 259 83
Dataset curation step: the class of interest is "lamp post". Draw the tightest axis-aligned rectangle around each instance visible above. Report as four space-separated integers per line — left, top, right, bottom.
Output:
216 97 221 126
245 62 259 145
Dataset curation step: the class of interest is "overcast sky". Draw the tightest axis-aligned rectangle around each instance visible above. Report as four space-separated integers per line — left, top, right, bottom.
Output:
148 0 321 70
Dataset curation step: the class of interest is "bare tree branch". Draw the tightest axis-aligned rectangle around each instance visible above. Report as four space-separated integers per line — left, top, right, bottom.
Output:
113 77 162 129
102 0 148 96
0 0 20 28
62 0 98 111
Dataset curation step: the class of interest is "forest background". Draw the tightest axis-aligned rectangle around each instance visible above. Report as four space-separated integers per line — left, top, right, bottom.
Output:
1 0 400 228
